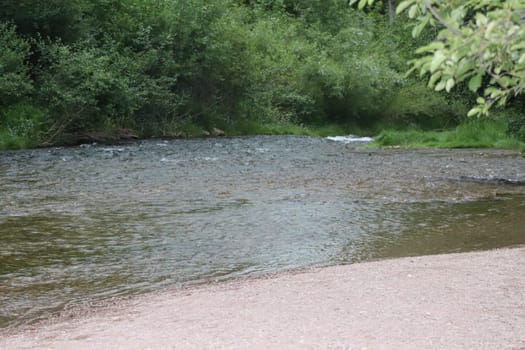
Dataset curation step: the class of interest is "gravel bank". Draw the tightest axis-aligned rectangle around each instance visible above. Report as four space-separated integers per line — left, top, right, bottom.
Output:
2 247 524 349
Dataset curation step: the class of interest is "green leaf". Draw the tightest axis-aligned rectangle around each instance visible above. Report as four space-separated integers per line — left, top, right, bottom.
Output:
396 0 413 15
358 0 368 10
404 65 418 77
445 78 455 92
475 13 488 26
485 22 496 37
498 76 513 88
467 107 480 117
511 11 522 24
497 96 508 106
415 41 445 54
455 63 475 81
411 15 431 38
428 72 441 87
435 80 446 91
430 52 446 73
468 73 483 92
408 5 418 18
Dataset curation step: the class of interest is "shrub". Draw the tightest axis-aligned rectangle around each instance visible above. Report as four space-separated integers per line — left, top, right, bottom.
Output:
1 103 47 139
36 43 140 141
0 22 32 106
0 0 85 43
384 81 467 130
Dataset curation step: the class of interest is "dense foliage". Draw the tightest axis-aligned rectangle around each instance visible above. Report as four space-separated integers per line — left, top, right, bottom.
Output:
0 0 520 149
353 0 525 141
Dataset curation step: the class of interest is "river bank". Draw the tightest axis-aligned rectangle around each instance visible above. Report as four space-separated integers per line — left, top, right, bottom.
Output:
2 247 524 349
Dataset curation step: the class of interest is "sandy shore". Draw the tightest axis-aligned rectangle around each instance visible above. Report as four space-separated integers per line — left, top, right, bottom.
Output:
1 247 524 350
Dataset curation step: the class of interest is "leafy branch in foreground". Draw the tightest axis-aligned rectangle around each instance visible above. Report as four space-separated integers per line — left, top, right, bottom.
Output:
351 0 525 117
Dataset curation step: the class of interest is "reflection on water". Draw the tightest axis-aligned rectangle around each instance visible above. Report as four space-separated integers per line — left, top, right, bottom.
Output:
0 136 524 328
337 196 525 263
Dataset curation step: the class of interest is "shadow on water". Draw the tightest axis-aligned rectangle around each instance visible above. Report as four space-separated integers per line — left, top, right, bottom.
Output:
1 136 524 328
336 195 525 263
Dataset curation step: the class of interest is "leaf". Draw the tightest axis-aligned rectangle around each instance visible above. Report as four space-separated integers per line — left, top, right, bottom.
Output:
430 52 446 73
396 0 413 15
358 0 368 10
475 13 488 26
485 22 496 37
468 72 483 92
455 63 475 81
498 76 514 88
445 78 455 92
408 5 418 18
489 89 503 99
435 80 446 91
428 72 441 87
411 15 431 38
511 42 525 51
484 87 498 96
415 41 445 54
497 96 508 106
511 11 522 24
467 107 480 117
404 65 418 77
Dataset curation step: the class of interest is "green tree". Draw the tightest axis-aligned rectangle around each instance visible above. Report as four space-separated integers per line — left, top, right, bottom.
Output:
0 22 32 105
36 43 139 142
351 0 525 116
0 0 86 42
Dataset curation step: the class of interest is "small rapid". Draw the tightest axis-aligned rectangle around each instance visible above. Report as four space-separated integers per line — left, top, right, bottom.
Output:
326 135 374 143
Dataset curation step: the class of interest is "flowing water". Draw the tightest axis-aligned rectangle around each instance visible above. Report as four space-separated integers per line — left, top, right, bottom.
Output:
1 136 524 328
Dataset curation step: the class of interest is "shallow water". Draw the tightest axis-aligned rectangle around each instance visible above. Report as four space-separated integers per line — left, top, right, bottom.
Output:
1 136 524 328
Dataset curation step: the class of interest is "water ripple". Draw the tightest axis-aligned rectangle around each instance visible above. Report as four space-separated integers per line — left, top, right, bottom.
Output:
1 136 524 328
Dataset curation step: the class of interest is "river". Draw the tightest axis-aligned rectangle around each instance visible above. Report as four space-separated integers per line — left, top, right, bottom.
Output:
1 136 524 328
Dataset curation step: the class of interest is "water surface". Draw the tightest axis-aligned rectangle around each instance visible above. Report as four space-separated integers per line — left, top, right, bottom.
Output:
1 136 524 327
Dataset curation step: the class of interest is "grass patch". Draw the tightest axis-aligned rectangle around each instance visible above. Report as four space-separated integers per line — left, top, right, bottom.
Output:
179 119 352 138
0 130 34 150
223 120 316 136
373 120 524 149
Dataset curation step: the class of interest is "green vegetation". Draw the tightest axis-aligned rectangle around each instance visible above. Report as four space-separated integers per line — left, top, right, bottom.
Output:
374 119 525 149
354 0 525 117
0 0 523 150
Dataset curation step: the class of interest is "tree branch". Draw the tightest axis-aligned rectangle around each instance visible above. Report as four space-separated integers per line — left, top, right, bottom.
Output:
423 0 461 36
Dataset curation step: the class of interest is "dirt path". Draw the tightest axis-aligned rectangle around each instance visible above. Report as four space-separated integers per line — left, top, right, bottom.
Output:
2 247 524 350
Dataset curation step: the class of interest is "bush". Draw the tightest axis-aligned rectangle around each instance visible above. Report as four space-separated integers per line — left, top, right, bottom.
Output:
384 81 467 130
506 112 525 142
0 22 32 106
0 0 479 146
1 103 47 139
0 0 85 43
36 43 140 141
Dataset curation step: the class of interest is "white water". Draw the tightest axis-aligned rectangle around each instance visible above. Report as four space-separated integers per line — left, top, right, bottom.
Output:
326 135 374 143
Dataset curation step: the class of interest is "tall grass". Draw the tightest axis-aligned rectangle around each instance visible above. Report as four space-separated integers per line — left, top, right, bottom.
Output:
0 130 33 150
373 120 524 149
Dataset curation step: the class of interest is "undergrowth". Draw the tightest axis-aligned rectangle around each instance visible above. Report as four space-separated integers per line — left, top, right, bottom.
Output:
373 120 524 149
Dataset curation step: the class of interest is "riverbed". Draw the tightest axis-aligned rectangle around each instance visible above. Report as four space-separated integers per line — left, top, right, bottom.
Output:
1 136 524 328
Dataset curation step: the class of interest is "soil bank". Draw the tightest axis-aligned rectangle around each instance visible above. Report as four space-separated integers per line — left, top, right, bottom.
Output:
1 247 524 350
